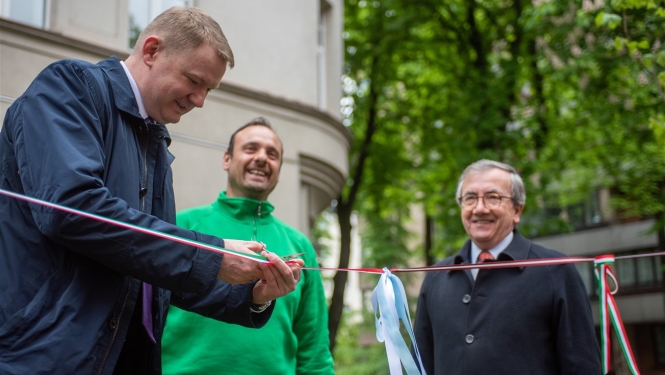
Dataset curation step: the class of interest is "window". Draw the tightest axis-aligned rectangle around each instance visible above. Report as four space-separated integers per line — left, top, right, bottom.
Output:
615 249 663 291
129 0 192 48
566 191 602 230
574 249 663 297
655 325 665 365
317 0 331 110
0 0 47 28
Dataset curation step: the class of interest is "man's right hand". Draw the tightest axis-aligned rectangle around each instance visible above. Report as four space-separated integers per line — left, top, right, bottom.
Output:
217 239 264 284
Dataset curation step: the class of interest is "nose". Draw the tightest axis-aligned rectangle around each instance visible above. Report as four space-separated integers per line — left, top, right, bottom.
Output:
473 197 490 212
256 149 267 161
189 89 208 108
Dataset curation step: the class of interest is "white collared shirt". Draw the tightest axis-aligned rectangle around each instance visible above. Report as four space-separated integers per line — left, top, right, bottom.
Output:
470 231 513 280
119 61 149 120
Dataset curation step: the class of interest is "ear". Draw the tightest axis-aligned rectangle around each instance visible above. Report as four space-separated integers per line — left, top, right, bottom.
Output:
223 151 231 171
141 36 162 67
513 204 524 225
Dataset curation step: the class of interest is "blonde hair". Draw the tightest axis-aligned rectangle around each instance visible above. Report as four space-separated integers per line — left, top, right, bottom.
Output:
133 6 234 68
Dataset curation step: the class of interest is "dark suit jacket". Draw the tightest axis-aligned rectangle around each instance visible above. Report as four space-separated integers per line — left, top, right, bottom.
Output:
414 230 601 375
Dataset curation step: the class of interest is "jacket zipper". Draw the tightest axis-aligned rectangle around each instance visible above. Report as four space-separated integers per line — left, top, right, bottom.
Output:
97 277 132 374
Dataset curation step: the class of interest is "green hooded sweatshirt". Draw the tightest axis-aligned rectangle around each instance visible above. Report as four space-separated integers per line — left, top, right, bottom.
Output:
162 191 334 375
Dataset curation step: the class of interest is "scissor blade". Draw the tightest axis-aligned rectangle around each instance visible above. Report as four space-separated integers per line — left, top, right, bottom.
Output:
281 252 305 260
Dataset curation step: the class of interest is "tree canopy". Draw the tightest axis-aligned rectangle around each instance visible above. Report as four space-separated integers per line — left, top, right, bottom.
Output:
330 0 665 370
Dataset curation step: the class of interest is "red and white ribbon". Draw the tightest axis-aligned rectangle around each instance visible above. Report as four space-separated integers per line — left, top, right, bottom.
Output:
595 255 640 374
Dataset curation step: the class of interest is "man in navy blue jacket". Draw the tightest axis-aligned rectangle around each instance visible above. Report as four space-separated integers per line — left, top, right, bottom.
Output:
0 7 301 375
414 159 600 374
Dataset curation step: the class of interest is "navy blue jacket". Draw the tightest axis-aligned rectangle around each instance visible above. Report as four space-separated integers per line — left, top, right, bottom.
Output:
414 231 601 375
0 57 272 374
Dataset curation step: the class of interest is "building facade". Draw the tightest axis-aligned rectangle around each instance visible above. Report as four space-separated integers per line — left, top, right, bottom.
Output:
0 0 350 235
535 215 665 374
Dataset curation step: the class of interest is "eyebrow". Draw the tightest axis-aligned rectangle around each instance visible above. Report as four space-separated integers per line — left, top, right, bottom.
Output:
463 188 502 196
188 71 218 90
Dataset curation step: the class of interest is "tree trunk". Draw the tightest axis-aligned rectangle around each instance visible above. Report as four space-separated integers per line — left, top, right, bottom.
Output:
425 214 435 266
328 200 352 352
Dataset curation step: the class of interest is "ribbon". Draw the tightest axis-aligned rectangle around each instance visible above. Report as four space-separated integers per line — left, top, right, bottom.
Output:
0 188 656 374
594 255 640 375
372 268 427 375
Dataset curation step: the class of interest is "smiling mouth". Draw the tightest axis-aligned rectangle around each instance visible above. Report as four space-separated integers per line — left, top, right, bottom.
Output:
175 100 187 111
248 169 267 177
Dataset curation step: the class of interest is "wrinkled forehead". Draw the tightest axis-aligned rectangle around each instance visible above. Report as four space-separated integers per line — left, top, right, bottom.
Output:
462 168 512 194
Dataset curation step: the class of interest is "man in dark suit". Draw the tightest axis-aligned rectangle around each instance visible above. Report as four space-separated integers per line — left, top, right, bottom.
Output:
414 159 600 375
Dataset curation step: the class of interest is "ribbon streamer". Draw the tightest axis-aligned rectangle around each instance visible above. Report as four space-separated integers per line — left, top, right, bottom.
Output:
594 255 640 374
0 188 273 263
372 268 427 375
0 188 655 374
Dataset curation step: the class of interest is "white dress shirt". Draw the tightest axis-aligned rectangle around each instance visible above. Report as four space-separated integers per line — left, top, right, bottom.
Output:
470 231 513 279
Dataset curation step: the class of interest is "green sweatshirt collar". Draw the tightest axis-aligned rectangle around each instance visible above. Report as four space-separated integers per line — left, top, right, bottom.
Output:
214 191 275 219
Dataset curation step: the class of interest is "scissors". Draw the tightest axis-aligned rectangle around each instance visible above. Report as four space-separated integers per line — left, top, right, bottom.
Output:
280 252 305 261
258 242 304 261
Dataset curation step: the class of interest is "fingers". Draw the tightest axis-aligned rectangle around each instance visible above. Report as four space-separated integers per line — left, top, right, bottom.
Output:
251 252 303 304
265 252 298 289
223 239 266 256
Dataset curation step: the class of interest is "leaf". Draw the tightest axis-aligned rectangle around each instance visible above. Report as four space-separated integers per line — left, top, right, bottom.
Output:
595 12 623 29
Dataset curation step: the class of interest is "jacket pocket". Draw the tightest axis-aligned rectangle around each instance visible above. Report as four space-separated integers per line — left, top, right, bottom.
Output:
0 270 63 349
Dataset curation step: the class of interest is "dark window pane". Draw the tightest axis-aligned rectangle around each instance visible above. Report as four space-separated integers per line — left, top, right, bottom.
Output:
617 258 636 288
655 325 665 364
636 257 655 286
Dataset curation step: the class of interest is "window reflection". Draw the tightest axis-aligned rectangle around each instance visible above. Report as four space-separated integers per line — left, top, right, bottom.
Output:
128 0 191 48
575 249 663 297
1 0 45 28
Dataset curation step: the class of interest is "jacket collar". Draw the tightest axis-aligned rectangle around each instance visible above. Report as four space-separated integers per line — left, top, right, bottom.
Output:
97 56 172 146
215 191 275 219
97 56 142 119
453 230 530 270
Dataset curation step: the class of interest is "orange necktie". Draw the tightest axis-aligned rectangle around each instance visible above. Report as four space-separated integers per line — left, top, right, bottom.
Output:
477 250 494 263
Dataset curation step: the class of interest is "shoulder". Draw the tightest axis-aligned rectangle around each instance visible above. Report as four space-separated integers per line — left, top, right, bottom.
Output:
176 204 218 228
421 254 457 290
524 240 585 286
45 59 106 80
528 241 568 259
271 216 311 243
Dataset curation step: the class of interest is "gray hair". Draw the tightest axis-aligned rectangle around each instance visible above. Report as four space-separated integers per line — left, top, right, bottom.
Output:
455 159 526 207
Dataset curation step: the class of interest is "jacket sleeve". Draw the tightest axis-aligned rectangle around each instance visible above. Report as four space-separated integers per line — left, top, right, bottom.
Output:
169 280 274 329
553 264 602 374
292 240 335 375
8 60 224 295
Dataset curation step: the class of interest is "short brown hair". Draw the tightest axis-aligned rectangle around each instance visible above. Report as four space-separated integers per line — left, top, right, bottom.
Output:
133 6 235 68
227 117 283 161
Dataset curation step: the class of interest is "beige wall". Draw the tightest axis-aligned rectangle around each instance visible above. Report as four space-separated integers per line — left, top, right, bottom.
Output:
0 0 348 234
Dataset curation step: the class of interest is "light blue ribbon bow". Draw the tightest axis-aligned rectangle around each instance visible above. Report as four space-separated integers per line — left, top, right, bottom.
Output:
372 268 427 375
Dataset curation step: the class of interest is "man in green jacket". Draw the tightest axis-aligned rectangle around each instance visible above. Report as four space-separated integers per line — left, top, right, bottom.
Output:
162 117 335 374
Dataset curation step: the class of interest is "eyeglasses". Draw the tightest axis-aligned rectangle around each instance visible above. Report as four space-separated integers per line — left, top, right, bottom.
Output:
458 193 512 209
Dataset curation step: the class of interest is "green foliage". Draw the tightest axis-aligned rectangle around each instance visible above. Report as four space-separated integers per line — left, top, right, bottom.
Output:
333 311 389 375
530 0 665 228
333 0 665 361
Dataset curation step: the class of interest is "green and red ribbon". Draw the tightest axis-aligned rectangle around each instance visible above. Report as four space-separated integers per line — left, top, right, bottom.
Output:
594 254 640 375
